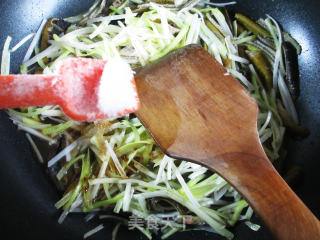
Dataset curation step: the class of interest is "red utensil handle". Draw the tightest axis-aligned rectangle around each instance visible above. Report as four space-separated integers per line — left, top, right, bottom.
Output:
0 75 61 108
201 151 320 240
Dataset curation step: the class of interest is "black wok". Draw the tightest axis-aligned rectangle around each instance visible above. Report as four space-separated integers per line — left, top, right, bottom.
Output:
0 0 319 239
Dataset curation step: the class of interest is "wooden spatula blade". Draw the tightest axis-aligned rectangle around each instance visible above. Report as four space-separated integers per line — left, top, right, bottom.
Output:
136 44 261 161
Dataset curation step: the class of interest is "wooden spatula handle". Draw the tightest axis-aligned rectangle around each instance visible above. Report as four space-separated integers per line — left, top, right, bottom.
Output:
200 151 320 240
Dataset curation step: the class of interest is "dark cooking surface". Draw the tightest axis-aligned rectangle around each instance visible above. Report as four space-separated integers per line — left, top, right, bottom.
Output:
0 0 319 239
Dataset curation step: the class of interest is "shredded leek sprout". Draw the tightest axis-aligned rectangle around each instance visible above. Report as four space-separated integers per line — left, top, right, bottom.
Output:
1 0 302 239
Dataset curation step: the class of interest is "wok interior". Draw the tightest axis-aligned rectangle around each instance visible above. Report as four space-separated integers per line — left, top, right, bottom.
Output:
0 0 319 239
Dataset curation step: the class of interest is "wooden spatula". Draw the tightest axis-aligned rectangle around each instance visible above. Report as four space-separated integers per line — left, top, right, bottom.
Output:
135 44 320 240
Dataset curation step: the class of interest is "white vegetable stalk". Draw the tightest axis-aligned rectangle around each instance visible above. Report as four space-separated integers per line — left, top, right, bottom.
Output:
26 133 44 163
190 7 204 23
105 139 126 177
91 157 110 199
18 124 55 144
155 4 172 44
225 36 237 54
65 139 71 162
200 21 227 57
123 183 132 211
155 155 170 184
48 139 80 167
84 224 104 239
211 8 233 37
10 33 35 53
87 13 137 24
227 68 254 91
228 53 249 64
118 21 148 65
23 19 47 63
199 31 222 64
173 163 201 208
70 194 83 212
167 157 173 180
64 0 102 23
186 15 200 44
89 178 165 191
258 111 272 135
48 39 103 50
23 45 60 67
278 73 299 124
1 36 12 75
205 13 225 39
214 185 228 201
58 210 69 224
188 167 207 179
134 162 157 179
89 21 109 39
178 0 201 15
201 1 237 7
245 221 261 231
